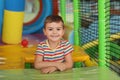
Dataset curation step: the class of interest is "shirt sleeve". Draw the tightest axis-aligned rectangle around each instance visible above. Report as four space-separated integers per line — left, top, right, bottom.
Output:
64 41 74 56
35 43 44 56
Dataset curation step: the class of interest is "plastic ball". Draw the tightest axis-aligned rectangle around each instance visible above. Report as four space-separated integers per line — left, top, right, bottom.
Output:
21 39 28 47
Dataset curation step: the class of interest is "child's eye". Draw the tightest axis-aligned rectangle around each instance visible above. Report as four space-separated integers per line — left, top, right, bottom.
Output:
57 28 61 30
48 29 53 31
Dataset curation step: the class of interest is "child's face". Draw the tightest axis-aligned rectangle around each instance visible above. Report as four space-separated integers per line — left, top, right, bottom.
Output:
43 21 65 42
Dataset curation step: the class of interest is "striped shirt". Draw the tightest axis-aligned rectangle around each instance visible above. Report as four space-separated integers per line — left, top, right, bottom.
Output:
36 39 73 62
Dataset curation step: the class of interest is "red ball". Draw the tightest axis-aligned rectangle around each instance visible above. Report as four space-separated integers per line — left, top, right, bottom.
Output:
21 39 28 47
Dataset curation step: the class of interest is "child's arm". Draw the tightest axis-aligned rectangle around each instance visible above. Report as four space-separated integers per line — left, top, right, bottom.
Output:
55 41 73 71
34 55 59 69
34 53 73 71
41 66 57 74
63 53 73 69
56 53 73 71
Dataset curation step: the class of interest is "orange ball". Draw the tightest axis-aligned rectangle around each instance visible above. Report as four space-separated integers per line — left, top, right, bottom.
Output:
21 39 28 47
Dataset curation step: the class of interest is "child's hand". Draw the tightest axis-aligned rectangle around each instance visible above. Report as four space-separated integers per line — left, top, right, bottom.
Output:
56 63 66 71
41 66 57 74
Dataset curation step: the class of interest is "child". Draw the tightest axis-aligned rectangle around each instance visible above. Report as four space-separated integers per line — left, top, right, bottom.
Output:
34 15 73 74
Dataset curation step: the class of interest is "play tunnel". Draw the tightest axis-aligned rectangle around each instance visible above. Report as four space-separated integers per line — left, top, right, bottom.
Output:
23 0 52 34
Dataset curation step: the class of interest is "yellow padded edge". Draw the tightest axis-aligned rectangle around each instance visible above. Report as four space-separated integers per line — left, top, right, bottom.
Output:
2 10 24 44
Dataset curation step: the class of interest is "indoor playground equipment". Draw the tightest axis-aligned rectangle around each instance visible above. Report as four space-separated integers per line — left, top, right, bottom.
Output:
0 0 4 37
0 0 94 69
0 0 120 79
23 0 53 34
2 0 25 44
0 66 120 80
1 0 52 44
0 0 53 69
60 0 120 76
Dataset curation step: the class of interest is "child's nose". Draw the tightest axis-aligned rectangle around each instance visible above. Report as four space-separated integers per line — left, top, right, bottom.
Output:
53 29 57 33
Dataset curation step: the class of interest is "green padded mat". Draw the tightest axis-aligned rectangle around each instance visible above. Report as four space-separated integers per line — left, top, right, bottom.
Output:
0 67 120 80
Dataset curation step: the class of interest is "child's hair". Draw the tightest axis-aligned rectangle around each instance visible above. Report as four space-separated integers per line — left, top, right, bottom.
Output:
44 15 64 28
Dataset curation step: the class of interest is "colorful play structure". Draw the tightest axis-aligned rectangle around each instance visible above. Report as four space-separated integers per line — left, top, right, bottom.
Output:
0 0 120 79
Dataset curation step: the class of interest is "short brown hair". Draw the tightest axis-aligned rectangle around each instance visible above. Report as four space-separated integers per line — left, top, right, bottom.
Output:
44 15 64 28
